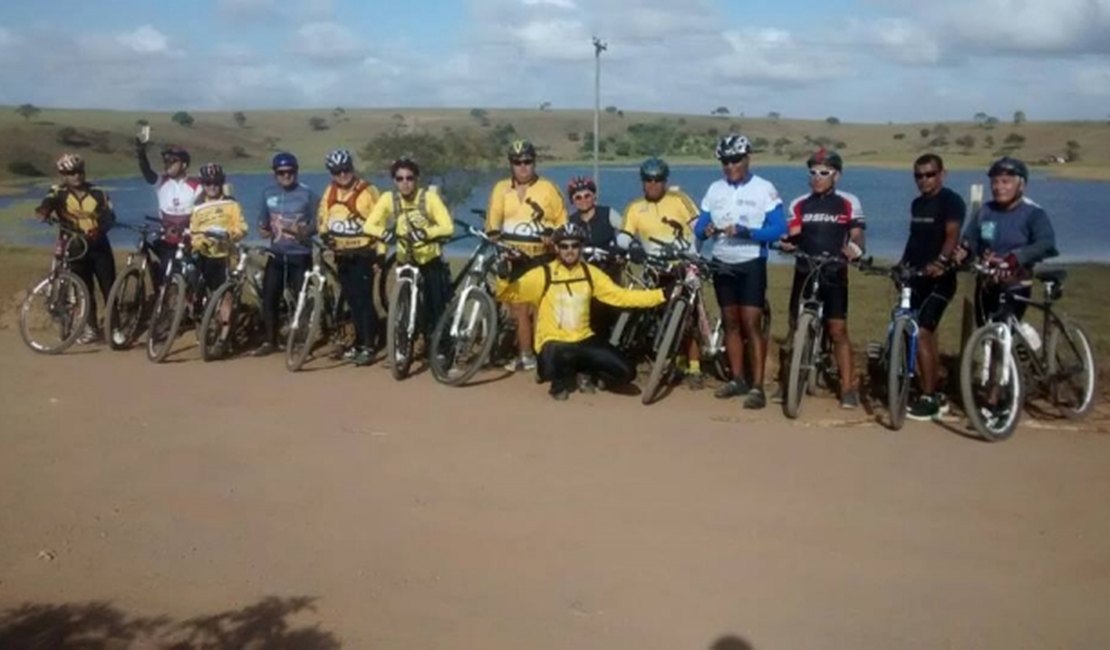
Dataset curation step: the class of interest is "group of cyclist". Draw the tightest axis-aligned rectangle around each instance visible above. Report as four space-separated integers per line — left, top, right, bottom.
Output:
34 130 1057 420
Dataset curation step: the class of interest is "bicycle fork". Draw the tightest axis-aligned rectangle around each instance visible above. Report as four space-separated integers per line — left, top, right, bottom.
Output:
981 324 1013 386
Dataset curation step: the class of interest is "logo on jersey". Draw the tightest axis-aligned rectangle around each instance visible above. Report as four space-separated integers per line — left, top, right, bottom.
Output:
802 212 848 224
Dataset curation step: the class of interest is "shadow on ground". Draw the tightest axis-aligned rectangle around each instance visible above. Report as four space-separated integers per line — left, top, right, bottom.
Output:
0 596 340 649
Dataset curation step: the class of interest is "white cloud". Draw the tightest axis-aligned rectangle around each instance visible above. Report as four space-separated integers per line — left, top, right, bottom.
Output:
852 18 944 66
513 19 592 60
295 22 366 62
1073 65 1110 95
116 25 169 54
521 0 577 8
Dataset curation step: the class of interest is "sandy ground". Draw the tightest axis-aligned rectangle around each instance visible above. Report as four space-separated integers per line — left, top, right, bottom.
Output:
1 329 1109 649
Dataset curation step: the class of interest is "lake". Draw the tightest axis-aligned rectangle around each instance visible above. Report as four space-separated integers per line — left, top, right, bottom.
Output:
5 164 1109 263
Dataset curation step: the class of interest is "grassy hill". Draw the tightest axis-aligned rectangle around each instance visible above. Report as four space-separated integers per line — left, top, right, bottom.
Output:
2 106 1109 185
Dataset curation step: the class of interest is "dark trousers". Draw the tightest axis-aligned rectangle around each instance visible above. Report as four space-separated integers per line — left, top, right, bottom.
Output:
539 336 635 394
418 258 452 344
336 254 378 349
261 253 310 345
70 237 116 326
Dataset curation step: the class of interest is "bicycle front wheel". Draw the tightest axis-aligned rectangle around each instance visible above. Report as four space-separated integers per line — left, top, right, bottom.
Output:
386 278 416 380
785 311 819 419
886 317 913 431
105 264 148 350
286 283 323 372
1046 319 1097 419
960 325 1023 441
429 289 497 386
146 274 187 363
199 280 237 361
642 298 688 405
19 270 90 354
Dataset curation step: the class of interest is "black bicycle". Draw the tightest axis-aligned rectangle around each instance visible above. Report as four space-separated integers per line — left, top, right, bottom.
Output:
198 240 272 361
104 217 162 350
146 230 213 363
19 219 91 354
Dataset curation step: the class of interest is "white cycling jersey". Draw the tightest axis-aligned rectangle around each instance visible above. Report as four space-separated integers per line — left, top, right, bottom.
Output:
700 174 782 264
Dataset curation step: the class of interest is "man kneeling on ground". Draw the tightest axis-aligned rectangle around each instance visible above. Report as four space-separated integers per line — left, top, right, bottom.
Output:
495 223 666 400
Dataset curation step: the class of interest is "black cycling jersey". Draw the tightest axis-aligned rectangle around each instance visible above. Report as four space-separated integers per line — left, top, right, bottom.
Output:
787 190 865 268
570 206 617 250
902 187 965 268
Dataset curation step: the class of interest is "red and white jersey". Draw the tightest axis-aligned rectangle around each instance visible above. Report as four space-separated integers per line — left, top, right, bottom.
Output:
156 175 202 242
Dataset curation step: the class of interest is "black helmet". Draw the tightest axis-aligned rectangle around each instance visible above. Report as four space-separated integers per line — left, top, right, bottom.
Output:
161 144 191 166
988 156 1028 181
507 139 536 161
199 162 225 184
806 147 843 172
639 156 670 181
553 222 588 243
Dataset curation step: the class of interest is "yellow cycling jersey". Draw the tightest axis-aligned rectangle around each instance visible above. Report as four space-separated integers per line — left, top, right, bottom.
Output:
495 260 665 352
621 188 699 256
317 179 381 251
35 183 114 235
364 188 455 265
485 176 567 257
190 197 247 258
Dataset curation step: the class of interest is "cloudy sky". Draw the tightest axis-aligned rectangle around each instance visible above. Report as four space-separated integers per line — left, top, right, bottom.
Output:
0 0 1108 122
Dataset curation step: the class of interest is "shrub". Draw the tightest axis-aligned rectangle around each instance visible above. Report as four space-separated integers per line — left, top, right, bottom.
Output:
56 126 92 148
233 112 247 128
171 111 195 127
309 116 329 131
893 133 906 140
825 116 840 125
8 160 46 177
231 145 250 159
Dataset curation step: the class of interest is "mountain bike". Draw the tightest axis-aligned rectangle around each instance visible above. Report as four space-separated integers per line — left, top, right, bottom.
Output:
384 226 455 380
19 219 91 354
959 266 1097 441
198 241 272 361
285 238 352 372
860 260 927 430
104 217 161 350
146 229 212 363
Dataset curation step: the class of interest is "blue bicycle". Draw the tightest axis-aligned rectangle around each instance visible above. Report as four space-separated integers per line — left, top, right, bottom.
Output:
861 261 926 430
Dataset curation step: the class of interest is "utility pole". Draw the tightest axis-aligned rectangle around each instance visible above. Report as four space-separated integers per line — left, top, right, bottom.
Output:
592 36 607 189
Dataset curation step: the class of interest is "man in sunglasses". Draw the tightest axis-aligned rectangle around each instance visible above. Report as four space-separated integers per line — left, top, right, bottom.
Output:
779 148 866 409
495 223 665 401
253 152 319 357
900 154 966 420
136 140 201 286
317 149 381 365
694 134 786 409
485 139 567 372
620 156 706 388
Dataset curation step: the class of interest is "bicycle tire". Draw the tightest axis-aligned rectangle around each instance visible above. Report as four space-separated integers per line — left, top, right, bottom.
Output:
386 278 416 380
1046 319 1097 419
887 317 913 430
199 280 236 361
146 274 187 363
286 282 323 372
960 325 1023 442
785 311 819 419
642 298 688 405
105 265 148 350
19 270 90 354
429 289 497 386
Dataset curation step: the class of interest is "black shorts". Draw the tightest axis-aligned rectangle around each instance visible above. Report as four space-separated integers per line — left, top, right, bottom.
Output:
790 266 848 321
508 252 553 282
196 255 229 293
909 274 957 331
712 258 767 309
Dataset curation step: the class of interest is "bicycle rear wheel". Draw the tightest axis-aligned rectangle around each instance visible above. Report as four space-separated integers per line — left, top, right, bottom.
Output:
429 289 497 386
105 265 148 350
199 281 237 361
19 270 90 354
386 278 416 380
642 298 688 405
146 274 187 363
286 283 323 372
960 325 1023 441
886 318 913 430
1046 319 1097 419
785 312 819 419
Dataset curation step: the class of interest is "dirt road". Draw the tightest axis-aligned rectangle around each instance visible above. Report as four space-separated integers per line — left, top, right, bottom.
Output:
1 331 1108 648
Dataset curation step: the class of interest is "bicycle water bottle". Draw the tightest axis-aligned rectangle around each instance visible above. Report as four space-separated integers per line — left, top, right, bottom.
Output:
1017 321 1042 351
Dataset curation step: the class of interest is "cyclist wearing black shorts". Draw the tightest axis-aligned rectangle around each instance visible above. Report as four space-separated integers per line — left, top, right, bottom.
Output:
900 154 966 420
780 148 866 409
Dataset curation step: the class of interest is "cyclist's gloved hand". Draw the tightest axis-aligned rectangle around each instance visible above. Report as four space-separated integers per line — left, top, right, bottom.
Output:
628 244 647 264
728 225 752 239
994 252 1021 280
494 256 512 280
843 241 864 261
322 233 337 249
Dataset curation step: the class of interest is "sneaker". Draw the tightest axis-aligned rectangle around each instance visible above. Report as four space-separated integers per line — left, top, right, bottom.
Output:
770 384 785 404
685 372 706 391
551 389 570 401
76 324 100 345
352 347 374 367
341 346 359 362
520 354 537 372
839 389 860 410
503 356 522 372
907 394 941 421
714 378 750 399
577 374 597 394
251 342 275 357
209 342 226 359
743 388 767 410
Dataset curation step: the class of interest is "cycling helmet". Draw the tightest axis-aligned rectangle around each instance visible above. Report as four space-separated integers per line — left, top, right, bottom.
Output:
566 175 597 197
553 222 588 243
715 134 751 160
806 147 842 172
325 148 353 173
271 152 299 171
639 156 670 181
55 153 85 174
199 162 225 184
988 156 1028 181
507 139 536 160
161 144 191 166
390 156 420 177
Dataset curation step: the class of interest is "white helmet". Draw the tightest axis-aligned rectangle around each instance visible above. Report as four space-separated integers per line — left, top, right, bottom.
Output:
56 153 85 174
325 148 353 172
715 134 751 160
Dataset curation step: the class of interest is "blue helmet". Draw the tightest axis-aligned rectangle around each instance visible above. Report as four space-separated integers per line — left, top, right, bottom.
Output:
639 156 670 181
271 152 299 171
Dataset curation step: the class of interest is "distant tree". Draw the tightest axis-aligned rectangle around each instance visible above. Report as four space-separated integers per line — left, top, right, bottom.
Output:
955 134 976 150
15 104 41 121
1065 139 1082 162
984 135 995 148
136 118 149 127
171 111 195 127
983 116 999 129
539 101 552 111
767 111 781 120
933 123 951 136
1013 110 1026 125
825 116 840 125
892 133 906 140
705 127 719 137
604 105 618 114
393 113 406 122
1003 132 1025 146
566 131 580 142
231 145 250 158
928 136 949 148
751 136 770 150
677 117 687 125
309 116 329 131
614 141 632 157
973 111 988 125
333 107 346 118
711 106 730 116
233 111 247 128
56 126 91 147
919 128 931 138
469 108 487 120
8 160 46 177
616 110 624 118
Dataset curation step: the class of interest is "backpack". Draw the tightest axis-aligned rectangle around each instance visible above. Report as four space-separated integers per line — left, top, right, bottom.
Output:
540 261 593 301
390 187 430 230
325 179 371 216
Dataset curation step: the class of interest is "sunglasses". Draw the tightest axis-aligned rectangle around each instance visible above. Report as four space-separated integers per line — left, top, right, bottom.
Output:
394 175 415 182
331 167 354 175
202 181 222 187
572 192 594 201
275 168 297 177
641 176 666 184
914 171 939 180
61 170 83 176
809 168 836 178
721 155 748 166
511 159 535 167
162 157 182 164
557 242 582 250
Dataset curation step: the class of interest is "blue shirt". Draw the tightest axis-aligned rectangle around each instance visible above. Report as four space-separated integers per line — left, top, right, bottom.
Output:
257 182 319 256
963 197 1057 267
